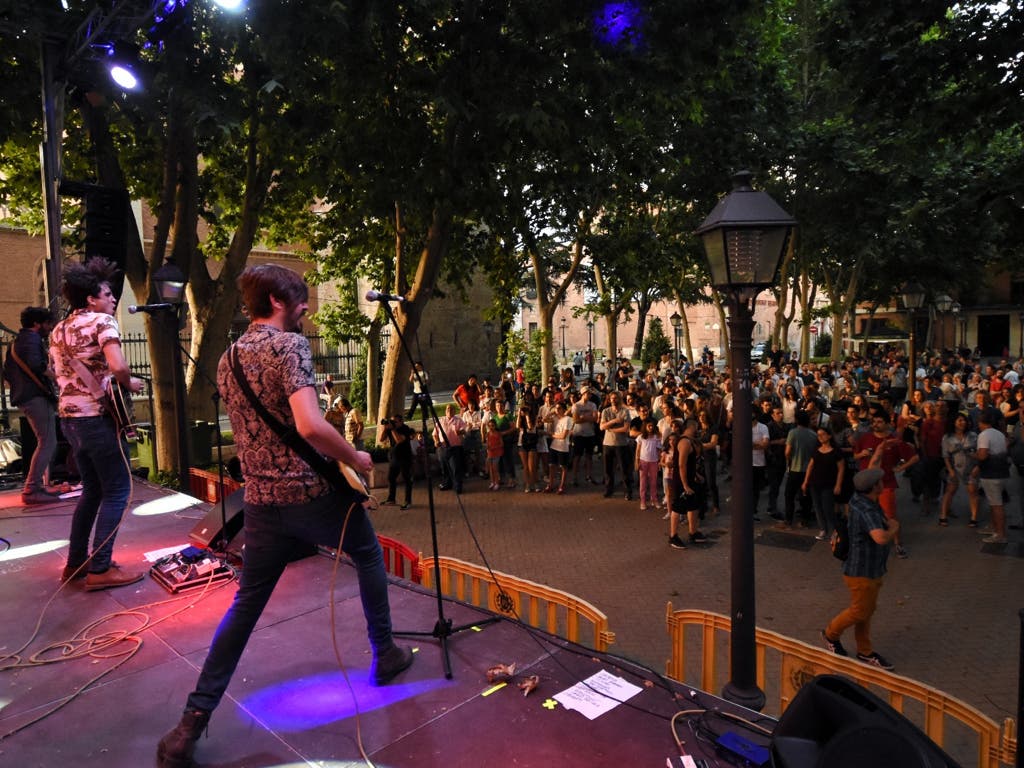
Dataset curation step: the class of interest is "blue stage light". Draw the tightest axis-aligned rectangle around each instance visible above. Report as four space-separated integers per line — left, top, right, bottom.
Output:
212 0 245 10
594 1 646 50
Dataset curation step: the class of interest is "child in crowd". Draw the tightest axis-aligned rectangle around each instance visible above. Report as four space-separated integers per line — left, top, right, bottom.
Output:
636 419 663 511
485 422 504 490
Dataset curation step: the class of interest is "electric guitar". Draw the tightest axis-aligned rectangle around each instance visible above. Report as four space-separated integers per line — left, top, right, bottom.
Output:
103 377 137 439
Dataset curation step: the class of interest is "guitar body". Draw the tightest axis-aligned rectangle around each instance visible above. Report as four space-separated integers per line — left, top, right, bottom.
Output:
338 460 369 495
103 378 137 439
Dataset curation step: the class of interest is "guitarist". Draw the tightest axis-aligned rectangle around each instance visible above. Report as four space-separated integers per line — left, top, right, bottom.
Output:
3 306 58 504
49 259 145 591
157 264 413 768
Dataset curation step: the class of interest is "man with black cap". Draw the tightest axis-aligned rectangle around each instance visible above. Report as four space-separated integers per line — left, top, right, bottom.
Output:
821 467 900 671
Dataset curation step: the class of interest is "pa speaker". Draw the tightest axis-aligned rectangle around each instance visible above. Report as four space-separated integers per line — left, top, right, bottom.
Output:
189 489 244 548
770 675 961 768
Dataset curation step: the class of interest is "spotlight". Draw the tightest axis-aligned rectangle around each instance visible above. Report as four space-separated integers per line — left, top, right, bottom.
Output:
212 0 245 10
101 42 142 91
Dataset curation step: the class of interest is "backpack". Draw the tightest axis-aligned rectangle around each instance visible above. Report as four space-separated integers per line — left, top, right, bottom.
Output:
830 512 850 561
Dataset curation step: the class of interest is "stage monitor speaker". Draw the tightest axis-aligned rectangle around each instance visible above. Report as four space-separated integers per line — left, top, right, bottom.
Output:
189 489 244 548
770 675 961 768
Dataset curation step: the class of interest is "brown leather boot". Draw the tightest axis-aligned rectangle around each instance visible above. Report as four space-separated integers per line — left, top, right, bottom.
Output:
156 709 210 768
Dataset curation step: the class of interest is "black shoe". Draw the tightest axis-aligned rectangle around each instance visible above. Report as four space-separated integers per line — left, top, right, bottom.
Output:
624 494 633 501
371 644 414 685
821 629 848 657
689 531 708 543
857 651 894 671
603 492 613 498
752 514 762 522
157 708 211 768
438 483 452 491
668 535 687 550
400 503 410 510
381 499 396 506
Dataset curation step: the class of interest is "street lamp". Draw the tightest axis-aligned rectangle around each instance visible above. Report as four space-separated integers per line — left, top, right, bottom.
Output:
950 302 961 350
1018 311 1024 359
934 293 953 352
559 316 567 361
153 259 191 492
669 311 682 369
586 320 595 381
900 282 926 396
696 170 795 712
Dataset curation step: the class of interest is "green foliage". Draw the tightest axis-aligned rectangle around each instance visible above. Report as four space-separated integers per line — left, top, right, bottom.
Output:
641 318 672 371
814 333 833 358
501 330 528 374
349 345 369 413
524 330 551 386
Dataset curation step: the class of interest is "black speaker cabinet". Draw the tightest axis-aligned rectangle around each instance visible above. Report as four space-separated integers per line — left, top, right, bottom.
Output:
189 489 245 548
770 675 961 768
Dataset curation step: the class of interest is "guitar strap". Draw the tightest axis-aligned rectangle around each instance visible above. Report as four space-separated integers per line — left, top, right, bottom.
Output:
228 345 366 502
8 342 56 402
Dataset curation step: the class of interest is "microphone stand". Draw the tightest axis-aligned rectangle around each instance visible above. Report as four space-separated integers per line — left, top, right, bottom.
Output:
377 299 498 680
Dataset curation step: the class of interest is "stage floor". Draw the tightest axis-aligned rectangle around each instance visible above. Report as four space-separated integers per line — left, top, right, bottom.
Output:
0 481 772 767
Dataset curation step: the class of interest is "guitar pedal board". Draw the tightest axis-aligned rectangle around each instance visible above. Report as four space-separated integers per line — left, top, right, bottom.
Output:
150 545 235 593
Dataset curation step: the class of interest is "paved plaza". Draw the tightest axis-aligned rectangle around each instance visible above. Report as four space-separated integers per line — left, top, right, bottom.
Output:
370 458 1024 726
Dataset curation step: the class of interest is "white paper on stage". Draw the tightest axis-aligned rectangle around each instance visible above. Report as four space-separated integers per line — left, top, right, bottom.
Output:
553 669 643 720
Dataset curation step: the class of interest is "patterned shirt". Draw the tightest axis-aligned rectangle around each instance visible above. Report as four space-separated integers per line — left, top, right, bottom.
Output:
50 309 122 418
843 491 890 579
217 323 327 506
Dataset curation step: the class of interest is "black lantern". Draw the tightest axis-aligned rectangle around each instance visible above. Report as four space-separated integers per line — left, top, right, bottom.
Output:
669 311 682 369
152 259 190 492
697 171 795 713
900 282 926 395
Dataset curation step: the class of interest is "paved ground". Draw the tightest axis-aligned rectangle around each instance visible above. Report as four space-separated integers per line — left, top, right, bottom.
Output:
369 457 1024 726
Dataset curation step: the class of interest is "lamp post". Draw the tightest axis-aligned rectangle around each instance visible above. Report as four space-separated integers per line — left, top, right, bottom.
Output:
559 316 567 362
900 282 926 396
934 293 953 352
586 320 595 381
696 170 795 712
153 260 191 492
950 303 961 350
669 311 682 369
1018 311 1024 360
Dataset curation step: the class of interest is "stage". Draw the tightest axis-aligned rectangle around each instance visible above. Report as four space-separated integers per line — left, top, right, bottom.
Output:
0 481 774 767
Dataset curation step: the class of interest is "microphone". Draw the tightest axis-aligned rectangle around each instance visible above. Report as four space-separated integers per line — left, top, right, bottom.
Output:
127 303 175 314
365 289 406 303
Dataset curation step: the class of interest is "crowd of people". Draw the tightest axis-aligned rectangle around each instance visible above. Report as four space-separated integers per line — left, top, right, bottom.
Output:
359 347 1022 558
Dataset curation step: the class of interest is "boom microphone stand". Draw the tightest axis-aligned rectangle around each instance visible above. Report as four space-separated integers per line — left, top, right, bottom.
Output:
377 298 498 680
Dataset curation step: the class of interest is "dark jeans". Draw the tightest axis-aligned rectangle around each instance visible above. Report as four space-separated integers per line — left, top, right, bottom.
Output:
752 465 765 514
603 443 633 496
809 485 838 535
387 458 413 504
440 444 465 491
21 395 57 493
406 393 430 422
500 434 517 481
705 450 720 510
784 469 812 525
186 491 393 713
766 459 786 514
61 416 131 573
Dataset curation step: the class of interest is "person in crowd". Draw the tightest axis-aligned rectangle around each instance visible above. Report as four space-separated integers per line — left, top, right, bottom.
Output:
697 408 721 517
406 361 431 421
379 413 414 510
974 407 1010 544
337 398 364 451
484 408 504 491
461 400 484 478
801 427 845 541
157 264 411 768
939 412 978 527
635 417 662 511
49 259 145 590
453 373 481 411
571 385 599 485
600 391 633 500
433 403 466 494
917 401 946 516
765 403 790 519
854 412 918 558
492 398 517 487
545 401 572 494
516 403 540 493
821 468 900 671
750 409 770 521
780 410 817 529
668 418 709 549
4 306 59 504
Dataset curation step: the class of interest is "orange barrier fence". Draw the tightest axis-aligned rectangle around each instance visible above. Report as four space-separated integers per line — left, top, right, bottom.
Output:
377 535 422 583
665 605 1017 768
420 556 615 651
187 467 242 503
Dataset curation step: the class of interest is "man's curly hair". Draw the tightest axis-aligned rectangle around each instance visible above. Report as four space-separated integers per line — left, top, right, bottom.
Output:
61 258 120 309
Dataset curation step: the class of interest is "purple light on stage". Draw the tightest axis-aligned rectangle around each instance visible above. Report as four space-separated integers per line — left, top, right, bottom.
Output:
243 669 447 731
594 1 646 49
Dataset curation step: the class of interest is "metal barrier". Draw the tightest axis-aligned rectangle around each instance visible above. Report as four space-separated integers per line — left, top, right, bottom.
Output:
665 605 1018 767
421 556 616 651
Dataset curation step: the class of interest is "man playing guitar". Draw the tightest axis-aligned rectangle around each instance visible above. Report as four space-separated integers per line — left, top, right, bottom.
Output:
157 264 413 768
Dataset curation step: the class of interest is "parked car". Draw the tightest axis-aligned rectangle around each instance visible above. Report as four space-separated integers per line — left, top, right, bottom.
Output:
751 341 769 363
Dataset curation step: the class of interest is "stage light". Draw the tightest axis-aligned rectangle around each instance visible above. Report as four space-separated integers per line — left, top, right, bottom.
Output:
212 0 245 10
594 1 646 49
99 42 142 91
0 539 70 563
132 493 204 517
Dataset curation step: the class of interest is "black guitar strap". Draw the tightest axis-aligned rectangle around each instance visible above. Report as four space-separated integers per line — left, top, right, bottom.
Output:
228 345 367 502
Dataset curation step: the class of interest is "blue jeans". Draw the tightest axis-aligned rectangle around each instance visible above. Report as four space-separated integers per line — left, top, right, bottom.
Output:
21 396 57 493
61 416 131 573
809 485 838 535
186 490 394 713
